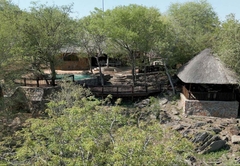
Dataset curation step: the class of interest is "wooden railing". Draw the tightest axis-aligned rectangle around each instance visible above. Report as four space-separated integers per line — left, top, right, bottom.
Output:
88 84 161 97
18 75 75 87
182 86 236 101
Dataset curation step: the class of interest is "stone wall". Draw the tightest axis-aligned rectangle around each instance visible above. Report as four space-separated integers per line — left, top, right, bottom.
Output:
180 93 239 118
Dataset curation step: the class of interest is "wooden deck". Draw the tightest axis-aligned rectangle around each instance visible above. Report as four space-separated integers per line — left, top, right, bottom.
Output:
87 84 161 98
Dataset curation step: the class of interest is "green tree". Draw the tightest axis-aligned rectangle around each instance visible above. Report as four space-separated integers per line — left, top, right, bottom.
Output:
0 1 22 90
77 8 107 85
18 2 77 86
166 0 219 64
105 4 164 85
77 17 95 73
9 82 194 165
213 14 240 75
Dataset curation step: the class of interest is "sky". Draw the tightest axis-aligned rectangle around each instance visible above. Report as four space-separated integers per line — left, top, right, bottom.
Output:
11 0 240 21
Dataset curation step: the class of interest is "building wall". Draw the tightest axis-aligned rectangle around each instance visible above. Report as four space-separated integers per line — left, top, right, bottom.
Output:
180 93 239 118
56 58 89 70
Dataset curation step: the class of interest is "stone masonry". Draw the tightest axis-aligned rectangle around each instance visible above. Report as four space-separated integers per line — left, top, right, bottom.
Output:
180 93 239 118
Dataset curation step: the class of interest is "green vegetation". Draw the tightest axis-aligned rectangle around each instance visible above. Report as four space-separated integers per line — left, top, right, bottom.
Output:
0 82 194 165
0 0 240 165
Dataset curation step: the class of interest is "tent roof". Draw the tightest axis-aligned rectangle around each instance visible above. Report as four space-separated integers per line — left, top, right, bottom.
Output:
177 48 239 84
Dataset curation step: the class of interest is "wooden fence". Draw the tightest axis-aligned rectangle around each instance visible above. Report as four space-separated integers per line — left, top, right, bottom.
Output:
17 75 75 87
88 84 161 98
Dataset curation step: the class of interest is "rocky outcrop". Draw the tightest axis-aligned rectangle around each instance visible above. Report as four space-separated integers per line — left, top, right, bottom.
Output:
192 132 226 154
5 86 60 117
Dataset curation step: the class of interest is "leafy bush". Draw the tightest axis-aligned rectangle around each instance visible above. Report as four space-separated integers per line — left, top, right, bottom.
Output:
9 82 194 165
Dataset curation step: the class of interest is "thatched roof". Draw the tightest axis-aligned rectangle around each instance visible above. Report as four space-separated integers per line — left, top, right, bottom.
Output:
177 48 239 84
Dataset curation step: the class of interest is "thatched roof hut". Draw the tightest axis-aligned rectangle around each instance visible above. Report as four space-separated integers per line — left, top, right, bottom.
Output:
177 49 238 85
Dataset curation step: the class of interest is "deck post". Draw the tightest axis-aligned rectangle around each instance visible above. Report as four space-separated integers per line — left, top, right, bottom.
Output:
36 77 39 87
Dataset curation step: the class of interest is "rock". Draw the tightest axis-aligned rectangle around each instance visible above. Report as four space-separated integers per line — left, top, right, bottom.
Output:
172 115 181 121
206 119 213 123
221 136 229 142
8 117 21 127
192 132 209 144
197 134 214 152
202 140 226 154
149 114 156 120
219 122 229 128
134 99 150 108
185 155 197 166
159 97 168 106
159 110 171 124
182 129 191 138
208 128 222 134
172 124 184 131
194 122 206 128
171 107 179 115
231 135 240 144
229 126 240 135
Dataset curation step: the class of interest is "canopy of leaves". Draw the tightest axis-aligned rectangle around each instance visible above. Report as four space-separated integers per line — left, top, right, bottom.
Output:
105 4 164 54
5 82 194 165
166 0 219 64
17 3 77 82
213 14 240 75
0 0 29 89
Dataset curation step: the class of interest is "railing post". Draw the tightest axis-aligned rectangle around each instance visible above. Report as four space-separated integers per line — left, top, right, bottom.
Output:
145 85 148 93
37 77 39 87
117 86 119 94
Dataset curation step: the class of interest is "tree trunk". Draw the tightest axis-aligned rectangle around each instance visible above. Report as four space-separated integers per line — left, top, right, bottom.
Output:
130 51 136 85
50 61 56 86
96 56 104 86
0 85 3 98
88 55 93 73
106 57 109 68
164 62 176 95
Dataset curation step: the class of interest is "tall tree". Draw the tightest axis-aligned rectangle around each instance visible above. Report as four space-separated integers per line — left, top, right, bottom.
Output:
213 14 240 75
18 2 77 86
78 8 107 85
0 0 23 96
105 4 164 85
167 0 219 64
77 17 95 73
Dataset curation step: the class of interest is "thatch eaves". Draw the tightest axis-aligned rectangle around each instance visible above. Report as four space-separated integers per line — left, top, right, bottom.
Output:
177 48 239 84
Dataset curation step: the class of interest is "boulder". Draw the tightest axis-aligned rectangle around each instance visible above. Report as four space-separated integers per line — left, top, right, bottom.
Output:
202 140 226 154
171 107 180 115
159 97 168 106
134 99 150 108
159 110 171 124
229 126 240 135
172 124 184 131
231 135 240 144
194 122 206 128
192 132 209 144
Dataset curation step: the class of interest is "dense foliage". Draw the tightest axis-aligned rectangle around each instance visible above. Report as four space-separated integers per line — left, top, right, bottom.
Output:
4 82 193 165
213 14 240 75
1 0 240 165
0 0 239 84
166 0 219 64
